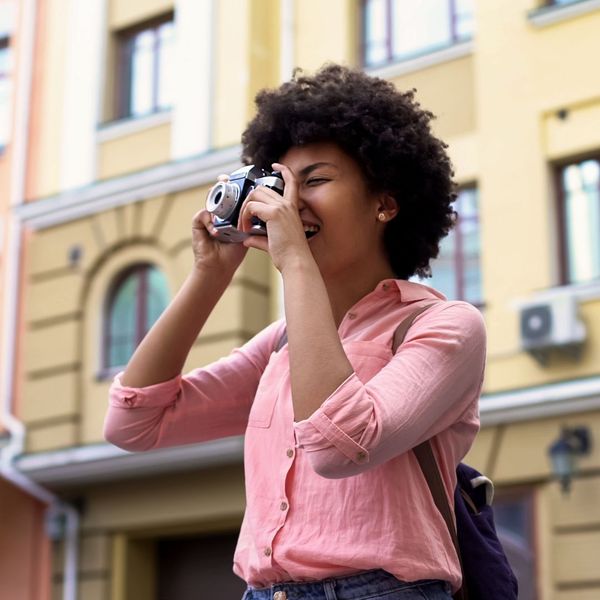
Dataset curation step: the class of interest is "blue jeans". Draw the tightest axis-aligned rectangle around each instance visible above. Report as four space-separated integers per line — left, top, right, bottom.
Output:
242 569 453 599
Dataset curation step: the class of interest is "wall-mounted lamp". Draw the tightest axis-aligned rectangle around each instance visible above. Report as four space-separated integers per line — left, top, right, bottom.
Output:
548 426 592 494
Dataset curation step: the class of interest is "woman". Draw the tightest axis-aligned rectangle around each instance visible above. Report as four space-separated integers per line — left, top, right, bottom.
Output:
105 64 486 600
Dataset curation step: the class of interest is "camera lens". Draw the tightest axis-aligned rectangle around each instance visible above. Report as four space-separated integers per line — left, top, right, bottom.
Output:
206 182 239 219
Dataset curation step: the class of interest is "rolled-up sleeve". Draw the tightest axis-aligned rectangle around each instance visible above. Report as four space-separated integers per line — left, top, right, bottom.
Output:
293 302 486 478
104 320 284 451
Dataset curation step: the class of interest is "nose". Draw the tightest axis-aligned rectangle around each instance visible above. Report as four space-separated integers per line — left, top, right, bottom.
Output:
295 189 307 210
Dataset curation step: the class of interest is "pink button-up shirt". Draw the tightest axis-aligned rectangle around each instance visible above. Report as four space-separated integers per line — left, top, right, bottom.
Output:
105 279 486 591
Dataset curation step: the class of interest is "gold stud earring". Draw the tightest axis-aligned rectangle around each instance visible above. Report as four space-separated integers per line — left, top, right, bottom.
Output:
378 212 386 222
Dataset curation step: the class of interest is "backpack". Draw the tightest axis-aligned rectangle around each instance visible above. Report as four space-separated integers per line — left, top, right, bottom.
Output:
275 302 519 600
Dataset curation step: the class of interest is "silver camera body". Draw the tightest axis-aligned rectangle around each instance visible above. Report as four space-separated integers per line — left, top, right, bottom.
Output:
205 165 284 243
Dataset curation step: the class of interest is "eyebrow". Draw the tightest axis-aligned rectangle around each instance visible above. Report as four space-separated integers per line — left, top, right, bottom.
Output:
298 162 339 177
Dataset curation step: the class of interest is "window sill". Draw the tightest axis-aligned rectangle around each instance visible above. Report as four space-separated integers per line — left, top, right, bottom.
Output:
512 278 600 308
528 0 600 28
97 109 172 144
365 40 474 80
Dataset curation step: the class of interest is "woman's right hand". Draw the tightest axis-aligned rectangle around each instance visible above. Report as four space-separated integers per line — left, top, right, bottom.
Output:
191 175 248 275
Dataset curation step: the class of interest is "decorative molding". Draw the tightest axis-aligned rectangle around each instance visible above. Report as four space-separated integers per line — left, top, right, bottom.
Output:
528 0 600 28
16 375 600 486
16 435 245 487
367 40 474 80
481 375 600 425
15 145 242 230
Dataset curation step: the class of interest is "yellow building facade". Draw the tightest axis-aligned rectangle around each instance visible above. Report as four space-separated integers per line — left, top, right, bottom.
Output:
2 0 600 598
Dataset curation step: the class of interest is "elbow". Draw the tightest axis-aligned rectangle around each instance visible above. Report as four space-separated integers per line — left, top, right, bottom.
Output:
103 417 157 452
103 423 134 452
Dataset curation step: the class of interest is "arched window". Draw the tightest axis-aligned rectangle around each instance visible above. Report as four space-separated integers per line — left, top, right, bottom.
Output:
104 264 169 370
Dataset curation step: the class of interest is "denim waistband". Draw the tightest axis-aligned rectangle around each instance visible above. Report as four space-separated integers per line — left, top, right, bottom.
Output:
243 569 451 600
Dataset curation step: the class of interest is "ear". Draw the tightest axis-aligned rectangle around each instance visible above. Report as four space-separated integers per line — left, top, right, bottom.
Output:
374 193 399 222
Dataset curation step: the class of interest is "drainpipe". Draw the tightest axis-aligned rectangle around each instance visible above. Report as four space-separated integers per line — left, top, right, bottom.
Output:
0 0 79 598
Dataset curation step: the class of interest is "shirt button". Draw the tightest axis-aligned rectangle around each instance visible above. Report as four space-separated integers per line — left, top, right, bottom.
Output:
356 451 367 462
382 283 389 291
348 312 356 320
280 501 288 511
264 547 272 557
286 448 294 458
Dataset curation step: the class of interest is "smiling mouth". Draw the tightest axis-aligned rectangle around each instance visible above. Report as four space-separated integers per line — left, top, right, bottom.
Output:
304 224 320 239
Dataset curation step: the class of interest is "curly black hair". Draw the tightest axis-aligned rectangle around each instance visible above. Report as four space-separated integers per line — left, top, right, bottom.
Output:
241 63 457 280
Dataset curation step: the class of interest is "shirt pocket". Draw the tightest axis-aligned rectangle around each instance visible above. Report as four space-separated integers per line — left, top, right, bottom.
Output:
343 341 393 383
247 353 286 428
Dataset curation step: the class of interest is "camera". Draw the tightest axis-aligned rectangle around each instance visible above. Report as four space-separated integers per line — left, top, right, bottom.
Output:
205 165 284 242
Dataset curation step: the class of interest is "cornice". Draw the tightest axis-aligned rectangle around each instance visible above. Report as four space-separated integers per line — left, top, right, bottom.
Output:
14 375 600 488
480 375 600 426
16 435 245 488
15 145 243 230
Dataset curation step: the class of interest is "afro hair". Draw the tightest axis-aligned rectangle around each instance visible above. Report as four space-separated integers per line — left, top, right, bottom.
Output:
241 63 457 279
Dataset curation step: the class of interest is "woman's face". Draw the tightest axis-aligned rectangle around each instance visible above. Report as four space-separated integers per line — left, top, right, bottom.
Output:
279 142 394 281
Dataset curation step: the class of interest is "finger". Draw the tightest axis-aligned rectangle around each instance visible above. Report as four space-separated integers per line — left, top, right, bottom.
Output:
242 236 269 253
192 209 211 227
271 162 298 203
216 173 230 182
239 198 277 233
192 209 217 236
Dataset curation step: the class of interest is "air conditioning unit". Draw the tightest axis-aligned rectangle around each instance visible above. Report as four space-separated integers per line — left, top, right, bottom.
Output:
519 293 586 365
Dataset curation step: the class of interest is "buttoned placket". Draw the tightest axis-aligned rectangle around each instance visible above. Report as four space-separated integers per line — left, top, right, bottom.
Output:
261 435 297 567
275 441 294 527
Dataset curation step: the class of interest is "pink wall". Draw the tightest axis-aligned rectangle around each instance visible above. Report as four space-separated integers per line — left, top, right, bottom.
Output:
0 478 51 600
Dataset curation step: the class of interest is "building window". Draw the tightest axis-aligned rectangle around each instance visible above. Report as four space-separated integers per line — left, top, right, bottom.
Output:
0 37 10 149
104 264 169 370
116 15 175 119
558 157 600 285
414 187 482 306
545 0 583 5
494 490 538 600
361 0 475 68
0 1 15 150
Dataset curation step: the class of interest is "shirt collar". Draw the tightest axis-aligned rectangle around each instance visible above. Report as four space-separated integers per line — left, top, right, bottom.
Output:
378 278 447 303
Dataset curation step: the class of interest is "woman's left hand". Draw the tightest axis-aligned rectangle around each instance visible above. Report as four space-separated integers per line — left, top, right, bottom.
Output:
239 162 313 272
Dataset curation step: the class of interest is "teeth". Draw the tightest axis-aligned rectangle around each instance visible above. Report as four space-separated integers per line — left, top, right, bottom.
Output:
303 224 320 233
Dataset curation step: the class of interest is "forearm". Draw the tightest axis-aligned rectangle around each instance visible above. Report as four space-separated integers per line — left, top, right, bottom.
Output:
282 260 354 421
120 266 234 388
